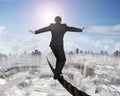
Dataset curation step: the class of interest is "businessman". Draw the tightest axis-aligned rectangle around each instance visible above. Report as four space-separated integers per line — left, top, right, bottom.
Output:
29 16 85 79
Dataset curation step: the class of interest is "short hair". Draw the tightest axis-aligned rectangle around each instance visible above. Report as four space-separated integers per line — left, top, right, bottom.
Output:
55 16 61 23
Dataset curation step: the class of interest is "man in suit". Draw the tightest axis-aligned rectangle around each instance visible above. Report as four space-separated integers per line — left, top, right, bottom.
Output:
29 16 85 79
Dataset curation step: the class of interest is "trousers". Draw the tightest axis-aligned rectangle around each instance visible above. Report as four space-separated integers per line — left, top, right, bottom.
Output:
50 46 66 75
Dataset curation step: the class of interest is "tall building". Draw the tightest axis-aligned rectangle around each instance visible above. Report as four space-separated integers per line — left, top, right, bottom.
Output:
76 48 79 54
31 50 41 70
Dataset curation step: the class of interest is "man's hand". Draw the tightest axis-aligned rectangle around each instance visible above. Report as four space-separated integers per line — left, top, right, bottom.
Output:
28 30 35 34
82 26 86 30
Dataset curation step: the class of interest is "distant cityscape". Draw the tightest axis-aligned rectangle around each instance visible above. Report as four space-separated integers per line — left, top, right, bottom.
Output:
0 48 120 59
0 49 120 96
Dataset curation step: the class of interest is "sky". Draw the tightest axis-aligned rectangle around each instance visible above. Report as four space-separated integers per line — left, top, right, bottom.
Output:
0 0 120 55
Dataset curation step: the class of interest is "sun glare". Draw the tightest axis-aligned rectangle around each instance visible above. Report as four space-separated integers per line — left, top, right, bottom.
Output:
35 3 64 26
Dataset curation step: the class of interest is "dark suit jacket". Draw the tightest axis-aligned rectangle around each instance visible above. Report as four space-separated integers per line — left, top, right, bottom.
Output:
35 23 82 46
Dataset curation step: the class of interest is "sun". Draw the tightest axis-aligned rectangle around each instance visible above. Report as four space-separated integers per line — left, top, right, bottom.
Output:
41 7 57 23
35 3 64 26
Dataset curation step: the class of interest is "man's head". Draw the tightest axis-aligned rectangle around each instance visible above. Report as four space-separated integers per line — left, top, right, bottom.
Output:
55 16 62 23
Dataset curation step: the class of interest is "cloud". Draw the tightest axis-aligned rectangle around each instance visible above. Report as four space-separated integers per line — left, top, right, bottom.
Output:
0 41 11 54
93 39 115 52
0 26 7 36
4 33 51 54
64 32 118 53
89 24 120 35
21 33 118 54
65 34 99 52
0 33 118 54
0 24 120 54
114 42 120 51
113 25 120 31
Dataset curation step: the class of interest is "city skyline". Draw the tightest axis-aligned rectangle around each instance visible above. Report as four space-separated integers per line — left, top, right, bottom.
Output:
0 0 120 54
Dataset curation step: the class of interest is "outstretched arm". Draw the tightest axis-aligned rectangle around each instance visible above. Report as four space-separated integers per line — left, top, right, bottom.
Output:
66 25 86 32
28 25 51 34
